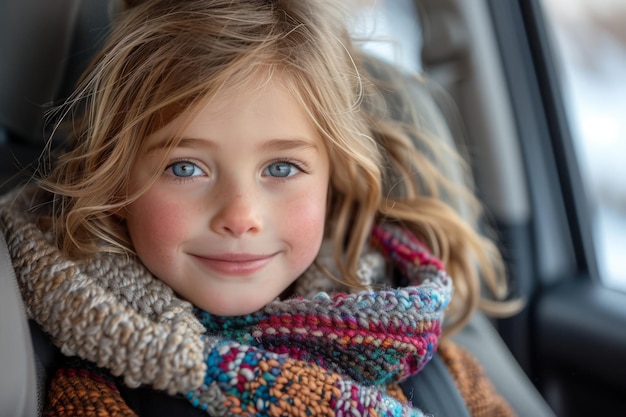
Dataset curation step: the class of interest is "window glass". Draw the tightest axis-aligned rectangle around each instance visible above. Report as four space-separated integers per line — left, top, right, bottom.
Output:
349 0 422 73
542 0 626 291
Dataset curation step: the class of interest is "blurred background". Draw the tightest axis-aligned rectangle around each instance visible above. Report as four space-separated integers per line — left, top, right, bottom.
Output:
542 0 626 292
352 0 626 292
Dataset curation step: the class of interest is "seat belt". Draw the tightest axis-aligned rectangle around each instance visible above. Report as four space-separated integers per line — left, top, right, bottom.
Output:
401 355 472 417
0 231 38 417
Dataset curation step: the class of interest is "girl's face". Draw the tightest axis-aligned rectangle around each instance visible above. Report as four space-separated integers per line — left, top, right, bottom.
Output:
124 76 330 316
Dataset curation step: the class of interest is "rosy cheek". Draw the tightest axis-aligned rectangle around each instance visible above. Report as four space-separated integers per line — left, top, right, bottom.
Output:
126 192 188 256
287 190 327 260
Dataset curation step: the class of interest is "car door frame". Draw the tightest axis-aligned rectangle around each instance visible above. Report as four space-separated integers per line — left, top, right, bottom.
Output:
416 0 626 416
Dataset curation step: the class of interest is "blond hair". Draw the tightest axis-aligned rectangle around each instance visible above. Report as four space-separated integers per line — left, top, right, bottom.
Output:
42 0 519 334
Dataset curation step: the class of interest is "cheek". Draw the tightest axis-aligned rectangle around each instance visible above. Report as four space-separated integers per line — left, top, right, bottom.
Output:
125 190 190 258
282 185 328 263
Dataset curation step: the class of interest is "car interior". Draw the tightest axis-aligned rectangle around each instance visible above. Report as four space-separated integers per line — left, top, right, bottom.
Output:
2 1 625 416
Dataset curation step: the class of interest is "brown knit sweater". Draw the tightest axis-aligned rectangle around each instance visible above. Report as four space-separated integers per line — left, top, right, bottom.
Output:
439 341 516 417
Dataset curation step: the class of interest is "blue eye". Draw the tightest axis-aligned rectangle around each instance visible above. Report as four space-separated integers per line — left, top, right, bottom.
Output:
167 161 203 178
264 161 300 178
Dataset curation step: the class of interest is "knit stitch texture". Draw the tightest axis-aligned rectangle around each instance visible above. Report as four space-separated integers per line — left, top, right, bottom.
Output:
1 189 453 416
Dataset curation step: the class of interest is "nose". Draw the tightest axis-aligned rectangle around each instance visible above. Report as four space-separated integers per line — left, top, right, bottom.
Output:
210 187 263 237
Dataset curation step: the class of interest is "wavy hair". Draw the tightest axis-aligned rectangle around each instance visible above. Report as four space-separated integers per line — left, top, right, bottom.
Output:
42 0 519 334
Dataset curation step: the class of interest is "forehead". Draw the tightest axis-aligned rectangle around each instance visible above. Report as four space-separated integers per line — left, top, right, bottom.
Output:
144 71 324 151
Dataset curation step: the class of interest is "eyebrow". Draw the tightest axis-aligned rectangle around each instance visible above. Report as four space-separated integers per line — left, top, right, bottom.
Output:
145 137 215 154
146 137 319 154
260 138 320 153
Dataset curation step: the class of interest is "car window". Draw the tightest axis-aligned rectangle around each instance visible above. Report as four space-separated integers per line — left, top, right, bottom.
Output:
350 0 422 73
541 0 626 291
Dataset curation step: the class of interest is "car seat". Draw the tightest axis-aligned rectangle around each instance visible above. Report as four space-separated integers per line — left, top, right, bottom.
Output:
0 1 556 416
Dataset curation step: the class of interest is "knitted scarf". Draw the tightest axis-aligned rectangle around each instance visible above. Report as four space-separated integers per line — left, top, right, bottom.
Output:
0 189 453 416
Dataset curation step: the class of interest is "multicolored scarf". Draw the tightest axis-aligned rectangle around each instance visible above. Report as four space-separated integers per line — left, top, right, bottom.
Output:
0 189 453 416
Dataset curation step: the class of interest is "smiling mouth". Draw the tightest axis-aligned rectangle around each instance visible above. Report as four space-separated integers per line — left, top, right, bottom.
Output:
191 253 277 276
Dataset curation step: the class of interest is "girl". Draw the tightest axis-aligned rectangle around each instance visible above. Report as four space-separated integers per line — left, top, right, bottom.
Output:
0 0 519 415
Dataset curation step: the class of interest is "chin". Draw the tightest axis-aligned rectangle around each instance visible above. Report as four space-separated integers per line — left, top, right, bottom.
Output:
197 297 270 317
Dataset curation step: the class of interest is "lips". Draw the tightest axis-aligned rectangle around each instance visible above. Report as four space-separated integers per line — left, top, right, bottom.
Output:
191 253 277 276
